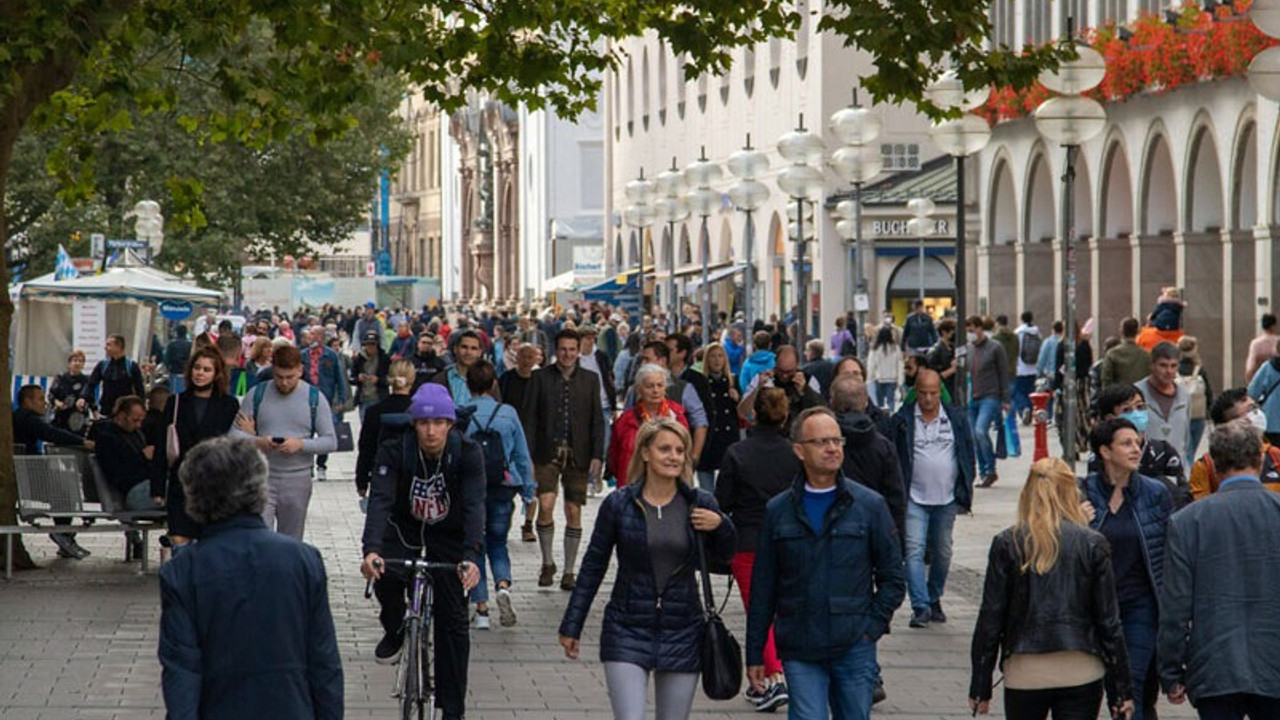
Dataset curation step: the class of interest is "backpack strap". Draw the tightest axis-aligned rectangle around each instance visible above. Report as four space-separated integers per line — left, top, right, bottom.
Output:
252 381 268 418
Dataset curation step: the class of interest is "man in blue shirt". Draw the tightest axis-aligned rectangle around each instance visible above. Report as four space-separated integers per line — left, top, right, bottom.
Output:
746 406 905 720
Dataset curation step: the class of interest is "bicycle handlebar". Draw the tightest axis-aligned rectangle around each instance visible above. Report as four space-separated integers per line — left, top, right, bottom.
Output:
364 557 465 599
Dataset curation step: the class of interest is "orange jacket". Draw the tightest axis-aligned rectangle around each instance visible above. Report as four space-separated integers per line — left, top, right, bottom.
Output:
1189 442 1280 500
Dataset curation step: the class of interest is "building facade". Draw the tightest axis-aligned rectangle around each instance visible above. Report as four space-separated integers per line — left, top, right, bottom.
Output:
975 0 1278 389
387 95 445 281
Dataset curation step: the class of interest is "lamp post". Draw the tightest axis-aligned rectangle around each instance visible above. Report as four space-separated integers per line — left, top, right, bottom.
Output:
830 92 884 358
727 135 771 342
1034 26 1107 465
777 116 826 344
685 147 724 343
906 197 937 303
654 158 689 330
1249 0 1280 99
623 169 657 311
926 71 992 409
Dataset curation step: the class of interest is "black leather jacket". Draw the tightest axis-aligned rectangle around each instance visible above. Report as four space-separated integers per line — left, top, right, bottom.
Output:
970 522 1132 702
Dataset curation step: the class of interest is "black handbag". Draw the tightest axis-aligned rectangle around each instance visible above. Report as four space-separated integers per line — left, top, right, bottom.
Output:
334 420 355 452
695 533 742 700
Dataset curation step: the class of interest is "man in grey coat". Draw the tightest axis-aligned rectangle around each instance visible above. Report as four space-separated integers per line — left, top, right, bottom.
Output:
1159 420 1280 718
1136 342 1191 457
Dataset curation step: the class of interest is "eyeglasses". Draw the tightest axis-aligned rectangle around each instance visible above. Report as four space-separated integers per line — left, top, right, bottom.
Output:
797 437 844 449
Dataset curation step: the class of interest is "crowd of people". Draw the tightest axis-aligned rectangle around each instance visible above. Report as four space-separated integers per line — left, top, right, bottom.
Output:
12 294 1280 720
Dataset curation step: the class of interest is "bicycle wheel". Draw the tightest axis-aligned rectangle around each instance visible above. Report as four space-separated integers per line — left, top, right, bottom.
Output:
422 584 436 719
400 618 421 720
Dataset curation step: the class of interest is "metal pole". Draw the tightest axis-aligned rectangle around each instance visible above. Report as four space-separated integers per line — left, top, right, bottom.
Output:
955 153 968 408
794 196 806 344
700 214 711 345
853 182 868 358
744 209 754 343
918 233 926 303
1061 144 1079 467
667 221 677 330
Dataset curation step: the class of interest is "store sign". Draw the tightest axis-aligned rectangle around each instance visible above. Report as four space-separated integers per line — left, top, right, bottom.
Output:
573 245 604 275
870 218 951 237
158 300 193 320
73 299 107 366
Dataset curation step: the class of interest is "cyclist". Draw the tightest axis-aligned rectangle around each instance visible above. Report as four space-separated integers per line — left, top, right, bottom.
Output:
360 383 484 720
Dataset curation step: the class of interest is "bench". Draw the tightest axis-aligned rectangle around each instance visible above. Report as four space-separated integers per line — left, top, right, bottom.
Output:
1 454 166 579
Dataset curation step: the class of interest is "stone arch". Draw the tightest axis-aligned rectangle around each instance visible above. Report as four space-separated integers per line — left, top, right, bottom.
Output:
987 152 1018 245
1139 128 1177 236
657 43 668 125
1184 116 1225 233
675 53 688 119
641 46 651 131
795 0 811 79
743 45 756 98
679 224 693 266
1100 134 1134 238
629 229 641 269
1024 148 1056 243
614 232 624 270
769 211 785 317
719 218 733 263
625 56 635 136
1230 112 1258 230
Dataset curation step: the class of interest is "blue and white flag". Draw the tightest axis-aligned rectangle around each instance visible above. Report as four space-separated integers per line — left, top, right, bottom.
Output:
54 244 79 280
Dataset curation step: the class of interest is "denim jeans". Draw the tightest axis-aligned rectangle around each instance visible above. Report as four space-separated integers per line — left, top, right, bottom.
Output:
125 481 157 512
1105 591 1158 720
904 500 957 612
168 374 185 394
968 396 1002 477
874 381 896 410
471 492 516 604
783 638 877 720
1187 417 1207 466
1011 375 1035 418
695 470 716 493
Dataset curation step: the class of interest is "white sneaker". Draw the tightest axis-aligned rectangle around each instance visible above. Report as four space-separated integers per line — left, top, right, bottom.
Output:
474 610 491 630
315 467 327 482
495 588 517 627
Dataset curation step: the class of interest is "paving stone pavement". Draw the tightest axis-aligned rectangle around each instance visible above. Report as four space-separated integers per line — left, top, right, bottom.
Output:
0 421 1195 719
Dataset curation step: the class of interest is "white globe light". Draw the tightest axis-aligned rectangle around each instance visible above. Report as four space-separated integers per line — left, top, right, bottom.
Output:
907 197 936 218
624 203 657 228
1039 44 1107 95
684 158 724 186
728 178 771 210
1250 46 1280 101
829 105 883 146
777 129 826 164
655 168 688 197
835 218 859 241
1252 0 1280 38
923 71 992 112
776 164 826 199
686 187 722 217
1034 95 1107 145
929 114 993 157
830 145 884 184
834 200 857 220
727 147 770 179
654 195 691 223
786 202 815 223
787 221 816 242
625 177 656 204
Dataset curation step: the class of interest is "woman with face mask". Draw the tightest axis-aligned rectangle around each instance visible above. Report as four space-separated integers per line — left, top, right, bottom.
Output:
152 346 242 553
1188 388 1280 499
1087 383 1187 508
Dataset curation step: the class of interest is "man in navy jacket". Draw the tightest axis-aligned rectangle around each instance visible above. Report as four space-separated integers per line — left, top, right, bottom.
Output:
747 407 905 720
158 436 342 720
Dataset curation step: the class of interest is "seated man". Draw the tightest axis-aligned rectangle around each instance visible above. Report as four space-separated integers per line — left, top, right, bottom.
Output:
95 396 164 513
13 384 96 559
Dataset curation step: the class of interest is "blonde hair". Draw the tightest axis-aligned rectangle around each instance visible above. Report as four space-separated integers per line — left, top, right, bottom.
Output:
388 360 415 392
625 417 694 486
702 343 730 377
1014 458 1087 574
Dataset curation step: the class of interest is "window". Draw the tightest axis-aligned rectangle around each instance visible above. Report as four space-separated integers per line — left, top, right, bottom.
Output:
796 0 810 79
719 69 730 105
697 73 708 113
768 39 781 88
880 143 920 172
580 143 603 210
626 57 635 137
675 53 688 118
657 43 668 125
642 47 651 131
1024 0 1051 45
743 46 756 97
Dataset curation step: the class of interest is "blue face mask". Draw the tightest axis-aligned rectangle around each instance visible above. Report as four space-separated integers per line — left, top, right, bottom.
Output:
1120 409 1148 434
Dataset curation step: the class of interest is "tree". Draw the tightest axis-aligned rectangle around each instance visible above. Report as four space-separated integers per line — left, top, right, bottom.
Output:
0 0 1065 568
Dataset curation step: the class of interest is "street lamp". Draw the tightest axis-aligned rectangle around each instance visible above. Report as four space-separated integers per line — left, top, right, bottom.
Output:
1034 25 1107 465
685 147 723 344
727 135 771 342
830 93 883 357
906 197 937 304
927 71 991 410
654 158 689 329
777 115 826 344
1248 0 1280 99
623 169 657 308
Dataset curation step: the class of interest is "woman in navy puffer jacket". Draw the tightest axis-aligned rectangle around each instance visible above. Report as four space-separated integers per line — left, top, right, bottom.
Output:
559 417 736 720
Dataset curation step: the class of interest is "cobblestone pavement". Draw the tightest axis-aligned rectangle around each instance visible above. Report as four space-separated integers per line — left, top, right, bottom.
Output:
0 421 1195 719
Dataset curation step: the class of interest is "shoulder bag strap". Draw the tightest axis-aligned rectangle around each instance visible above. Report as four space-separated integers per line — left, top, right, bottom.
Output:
693 531 717 619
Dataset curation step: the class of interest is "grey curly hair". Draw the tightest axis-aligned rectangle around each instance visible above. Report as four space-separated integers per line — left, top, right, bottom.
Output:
179 436 269 525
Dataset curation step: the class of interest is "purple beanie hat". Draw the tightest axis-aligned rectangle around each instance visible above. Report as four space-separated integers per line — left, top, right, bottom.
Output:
409 383 456 421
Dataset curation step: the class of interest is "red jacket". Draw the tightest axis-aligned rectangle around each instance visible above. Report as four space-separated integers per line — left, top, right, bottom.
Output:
608 401 688 486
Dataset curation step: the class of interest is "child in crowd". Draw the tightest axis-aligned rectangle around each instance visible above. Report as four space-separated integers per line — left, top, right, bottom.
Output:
1150 286 1186 332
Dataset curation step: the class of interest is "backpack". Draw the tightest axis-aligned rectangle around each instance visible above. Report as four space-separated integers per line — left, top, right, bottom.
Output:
253 382 320 437
471 404 510 489
1019 332 1042 366
1175 370 1207 418
839 334 857 358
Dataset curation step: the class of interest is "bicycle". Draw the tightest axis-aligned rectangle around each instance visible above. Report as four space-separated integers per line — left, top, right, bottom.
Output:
365 552 462 720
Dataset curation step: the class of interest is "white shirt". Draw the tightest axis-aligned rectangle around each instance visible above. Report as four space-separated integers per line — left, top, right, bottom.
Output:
910 404 957 506
577 352 610 412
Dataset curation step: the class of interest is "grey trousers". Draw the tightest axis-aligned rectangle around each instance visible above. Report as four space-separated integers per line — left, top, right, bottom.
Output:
603 661 699 720
263 472 314 540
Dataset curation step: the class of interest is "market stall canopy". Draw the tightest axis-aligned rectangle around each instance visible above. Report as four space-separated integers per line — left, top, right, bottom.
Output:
20 263 223 303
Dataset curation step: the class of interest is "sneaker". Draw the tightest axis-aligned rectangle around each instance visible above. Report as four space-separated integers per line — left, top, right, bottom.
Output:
315 467 327 482
51 533 87 560
978 473 999 488
474 610 491 630
560 572 576 591
538 563 557 587
909 607 931 628
930 601 947 624
522 523 536 543
375 631 404 665
754 681 789 712
744 685 768 705
495 587 517 627
872 676 887 705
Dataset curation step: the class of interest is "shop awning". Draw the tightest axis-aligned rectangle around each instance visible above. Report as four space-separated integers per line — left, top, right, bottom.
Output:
686 263 749 291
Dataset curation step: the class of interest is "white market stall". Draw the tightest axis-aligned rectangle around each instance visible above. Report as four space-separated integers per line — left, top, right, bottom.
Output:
12 262 223 376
